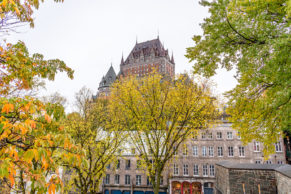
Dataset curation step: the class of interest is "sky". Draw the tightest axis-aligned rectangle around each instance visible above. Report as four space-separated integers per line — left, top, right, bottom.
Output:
7 0 237 112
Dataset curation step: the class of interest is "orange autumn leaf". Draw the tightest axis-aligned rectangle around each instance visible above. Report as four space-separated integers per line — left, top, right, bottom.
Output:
45 114 51 123
1 103 14 113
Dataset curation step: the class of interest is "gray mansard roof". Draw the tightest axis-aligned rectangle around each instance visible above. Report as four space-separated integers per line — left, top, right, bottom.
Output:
98 65 116 89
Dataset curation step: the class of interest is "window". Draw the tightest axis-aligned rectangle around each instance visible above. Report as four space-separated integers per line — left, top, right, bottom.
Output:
116 160 120 169
126 160 131 170
255 160 261 164
115 175 120 184
275 142 282 152
202 146 207 157
208 146 214 157
254 142 260 152
218 147 223 157
125 175 131 185
136 175 141 186
183 144 188 156
203 165 208 176
193 164 199 176
239 146 245 157
106 164 111 169
266 160 272 164
136 160 141 170
160 176 163 185
173 164 179 175
227 132 233 139
208 132 213 139
209 165 215 176
173 146 178 156
237 132 241 139
277 161 283 164
183 164 189 176
228 146 234 157
192 132 198 140
193 146 198 156
147 176 152 186
201 132 206 139
105 174 110 185
217 132 222 139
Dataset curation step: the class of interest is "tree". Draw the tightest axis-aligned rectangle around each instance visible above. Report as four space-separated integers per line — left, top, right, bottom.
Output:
108 73 218 194
186 0 291 155
63 87 126 193
0 0 80 193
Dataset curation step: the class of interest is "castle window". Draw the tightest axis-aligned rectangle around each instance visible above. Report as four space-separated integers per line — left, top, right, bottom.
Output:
136 175 141 186
208 146 214 157
183 164 189 176
173 164 179 175
125 160 131 170
218 147 223 157
254 142 260 152
203 165 208 176
209 165 215 176
275 142 282 152
228 146 234 157
115 174 120 184
125 175 131 185
202 146 207 157
193 164 199 176
105 174 110 184
227 132 233 139
239 146 245 157
193 146 198 156
217 132 222 139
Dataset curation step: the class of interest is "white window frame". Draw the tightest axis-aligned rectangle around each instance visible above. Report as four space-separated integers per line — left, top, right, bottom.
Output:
173 164 179 175
136 175 141 186
125 175 131 185
237 132 241 139
203 164 208 176
227 132 233 139
193 164 199 176
239 146 245 157
275 142 282 152
183 164 189 176
208 132 213 139
183 144 188 156
115 174 120 185
254 142 260 152
228 146 234 157
105 174 110 185
201 132 206 139
209 165 215 176
202 146 207 157
193 146 198 156
218 146 223 157
217 132 222 139
208 146 214 157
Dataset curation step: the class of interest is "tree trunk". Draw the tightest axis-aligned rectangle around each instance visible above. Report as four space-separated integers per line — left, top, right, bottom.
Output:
154 173 161 194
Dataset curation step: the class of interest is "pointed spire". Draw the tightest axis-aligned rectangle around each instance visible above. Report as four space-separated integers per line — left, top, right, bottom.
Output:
121 53 124 65
171 52 175 64
157 29 159 40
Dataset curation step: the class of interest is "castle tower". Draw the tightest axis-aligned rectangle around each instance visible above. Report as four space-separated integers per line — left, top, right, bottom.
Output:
96 65 116 98
119 37 175 78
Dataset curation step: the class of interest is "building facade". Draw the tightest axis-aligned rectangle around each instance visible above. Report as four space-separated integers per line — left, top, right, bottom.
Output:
95 37 175 98
96 37 286 194
103 121 286 194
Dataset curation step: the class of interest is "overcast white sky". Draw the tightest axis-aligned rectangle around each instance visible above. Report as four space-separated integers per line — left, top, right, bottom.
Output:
7 0 237 111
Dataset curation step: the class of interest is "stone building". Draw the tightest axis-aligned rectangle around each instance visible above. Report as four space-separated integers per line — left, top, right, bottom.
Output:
102 121 286 194
96 37 287 194
95 37 175 98
215 161 291 194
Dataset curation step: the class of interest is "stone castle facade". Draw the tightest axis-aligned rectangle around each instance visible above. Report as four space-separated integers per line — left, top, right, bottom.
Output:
96 38 287 194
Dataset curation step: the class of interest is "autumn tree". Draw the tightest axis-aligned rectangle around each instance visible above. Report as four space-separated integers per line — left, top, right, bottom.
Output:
63 87 126 193
0 0 81 193
108 73 218 194
186 0 291 155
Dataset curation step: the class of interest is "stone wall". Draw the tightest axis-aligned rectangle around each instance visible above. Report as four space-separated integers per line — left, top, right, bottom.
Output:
276 172 291 194
215 161 291 194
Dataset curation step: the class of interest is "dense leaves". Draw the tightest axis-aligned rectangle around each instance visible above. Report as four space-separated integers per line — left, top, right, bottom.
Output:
186 0 291 156
108 73 218 194
63 88 126 193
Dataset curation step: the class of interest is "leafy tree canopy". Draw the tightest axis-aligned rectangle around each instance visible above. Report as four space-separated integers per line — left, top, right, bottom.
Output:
186 0 291 156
